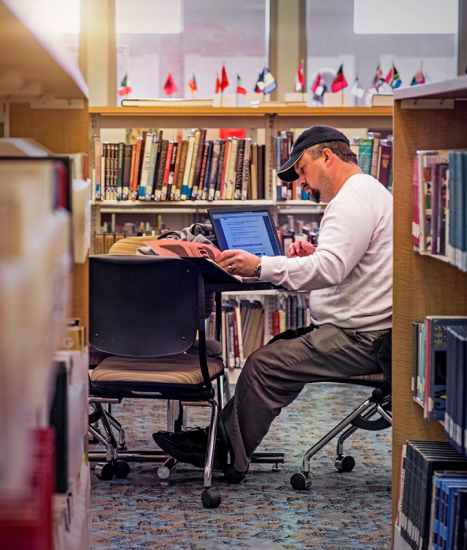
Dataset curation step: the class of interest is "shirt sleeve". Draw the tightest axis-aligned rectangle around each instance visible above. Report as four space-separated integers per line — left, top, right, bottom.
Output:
261 189 376 291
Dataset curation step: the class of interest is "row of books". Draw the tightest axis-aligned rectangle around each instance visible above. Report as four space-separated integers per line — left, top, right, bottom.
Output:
413 150 467 272
273 293 310 335
398 440 467 550
353 133 393 190
93 130 268 203
412 316 467 422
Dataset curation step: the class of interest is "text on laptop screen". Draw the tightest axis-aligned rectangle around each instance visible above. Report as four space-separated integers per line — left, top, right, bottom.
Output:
211 211 281 256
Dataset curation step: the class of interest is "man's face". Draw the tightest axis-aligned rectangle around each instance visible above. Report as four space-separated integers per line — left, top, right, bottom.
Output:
294 151 333 204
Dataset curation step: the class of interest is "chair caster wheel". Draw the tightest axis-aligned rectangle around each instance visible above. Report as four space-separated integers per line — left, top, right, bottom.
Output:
114 461 131 478
224 466 246 484
157 466 170 479
290 472 311 490
201 487 221 509
95 462 115 480
335 455 355 472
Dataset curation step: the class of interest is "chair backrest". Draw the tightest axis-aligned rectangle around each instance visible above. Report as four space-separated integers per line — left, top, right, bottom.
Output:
89 255 203 358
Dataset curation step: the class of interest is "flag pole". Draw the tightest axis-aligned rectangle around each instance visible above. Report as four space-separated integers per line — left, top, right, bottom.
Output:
221 63 224 107
301 58 305 102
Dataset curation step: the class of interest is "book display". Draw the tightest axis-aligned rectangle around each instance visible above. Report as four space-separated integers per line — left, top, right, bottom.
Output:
0 2 91 547
393 76 467 549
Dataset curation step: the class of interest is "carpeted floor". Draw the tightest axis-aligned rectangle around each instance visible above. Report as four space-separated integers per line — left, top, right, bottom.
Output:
90 382 392 550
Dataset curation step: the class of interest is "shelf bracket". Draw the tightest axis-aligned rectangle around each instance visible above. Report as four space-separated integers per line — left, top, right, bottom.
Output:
30 98 85 109
401 99 454 110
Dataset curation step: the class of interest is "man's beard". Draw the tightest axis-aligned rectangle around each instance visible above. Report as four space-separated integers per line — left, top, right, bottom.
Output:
310 189 321 203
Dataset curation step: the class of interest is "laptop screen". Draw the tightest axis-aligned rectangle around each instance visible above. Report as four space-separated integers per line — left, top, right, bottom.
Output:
208 206 282 256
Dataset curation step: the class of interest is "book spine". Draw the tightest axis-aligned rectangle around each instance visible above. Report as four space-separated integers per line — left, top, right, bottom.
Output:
226 138 238 200
370 133 381 178
145 135 158 200
93 135 101 200
201 141 213 200
234 139 245 200
132 137 143 200
116 142 124 200
167 141 178 200
208 139 221 201
186 129 201 199
161 141 173 200
358 138 373 175
103 143 110 200
215 140 226 200
155 139 168 201
250 144 258 200
191 128 206 200
128 144 137 200
198 143 210 200
413 156 420 250
220 139 232 200
108 143 115 200
175 140 189 201
170 140 182 200
241 138 251 200
122 143 132 200
138 133 153 200
181 135 196 200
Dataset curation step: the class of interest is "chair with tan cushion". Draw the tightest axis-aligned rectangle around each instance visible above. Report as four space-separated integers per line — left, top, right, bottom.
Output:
88 255 225 508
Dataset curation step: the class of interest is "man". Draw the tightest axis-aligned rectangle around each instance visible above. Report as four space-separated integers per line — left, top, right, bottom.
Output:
153 125 392 482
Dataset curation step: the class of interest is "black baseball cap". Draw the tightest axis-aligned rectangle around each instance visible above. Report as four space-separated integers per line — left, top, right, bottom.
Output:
277 125 350 182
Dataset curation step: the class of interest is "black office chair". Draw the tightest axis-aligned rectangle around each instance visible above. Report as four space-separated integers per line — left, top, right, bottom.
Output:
290 373 392 490
88 255 226 508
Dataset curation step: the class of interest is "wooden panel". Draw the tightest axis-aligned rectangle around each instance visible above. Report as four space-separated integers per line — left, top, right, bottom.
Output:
9 101 90 337
392 100 467 524
9 102 89 153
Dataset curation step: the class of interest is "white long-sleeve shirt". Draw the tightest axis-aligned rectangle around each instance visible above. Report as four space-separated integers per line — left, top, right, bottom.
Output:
261 174 393 331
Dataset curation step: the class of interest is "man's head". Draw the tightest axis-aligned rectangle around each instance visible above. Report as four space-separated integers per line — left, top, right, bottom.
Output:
278 125 359 203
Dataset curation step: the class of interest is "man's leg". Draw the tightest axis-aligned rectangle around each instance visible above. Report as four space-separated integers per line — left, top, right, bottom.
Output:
221 325 388 473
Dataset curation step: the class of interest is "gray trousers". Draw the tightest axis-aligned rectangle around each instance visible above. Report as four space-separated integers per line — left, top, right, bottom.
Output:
220 324 389 472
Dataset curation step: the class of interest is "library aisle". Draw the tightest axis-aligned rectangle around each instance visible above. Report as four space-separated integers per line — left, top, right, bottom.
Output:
90 382 392 550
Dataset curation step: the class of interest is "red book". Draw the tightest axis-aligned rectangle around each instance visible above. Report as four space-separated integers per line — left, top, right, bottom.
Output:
272 311 280 336
232 308 240 368
131 137 143 199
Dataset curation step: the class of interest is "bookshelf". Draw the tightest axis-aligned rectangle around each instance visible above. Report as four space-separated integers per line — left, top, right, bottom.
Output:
392 75 467 535
89 105 392 247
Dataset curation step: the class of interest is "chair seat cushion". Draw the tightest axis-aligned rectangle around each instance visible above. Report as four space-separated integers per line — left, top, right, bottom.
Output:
91 354 224 385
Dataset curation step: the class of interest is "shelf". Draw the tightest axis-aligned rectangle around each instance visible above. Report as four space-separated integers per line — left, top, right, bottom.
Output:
0 1 88 101
96 199 275 214
394 75 467 101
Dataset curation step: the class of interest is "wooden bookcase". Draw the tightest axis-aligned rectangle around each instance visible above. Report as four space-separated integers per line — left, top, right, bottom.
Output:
392 76 467 530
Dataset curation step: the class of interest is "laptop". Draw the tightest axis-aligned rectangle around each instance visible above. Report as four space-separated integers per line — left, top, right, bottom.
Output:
208 205 283 257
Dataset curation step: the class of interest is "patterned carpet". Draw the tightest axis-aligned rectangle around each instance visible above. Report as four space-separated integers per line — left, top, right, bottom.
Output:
90 381 392 550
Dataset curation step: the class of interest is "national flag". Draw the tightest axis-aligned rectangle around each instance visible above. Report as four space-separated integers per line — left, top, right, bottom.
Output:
254 71 263 93
372 63 385 91
312 73 326 96
411 65 425 86
163 72 178 95
331 64 348 93
117 74 132 96
236 74 247 95
257 67 277 95
350 75 365 99
294 62 305 92
215 73 221 93
188 73 197 96
385 64 402 89
220 64 229 91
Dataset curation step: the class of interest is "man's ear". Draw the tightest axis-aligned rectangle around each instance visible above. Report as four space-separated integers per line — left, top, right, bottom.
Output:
322 148 333 165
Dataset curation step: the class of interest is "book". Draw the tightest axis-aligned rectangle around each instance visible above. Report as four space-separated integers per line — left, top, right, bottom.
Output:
181 134 196 200
116 142 124 200
241 138 251 201
191 128 206 200
250 144 258 200
167 141 178 200
369 132 381 179
357 137 373 175
161 140 173 200
122 143 132 200
200 141 212 200
138 133 154 201
208 139 221 201
378 139 392 188
145 135 159 201
131 137 143 200
174 139 188 201
257 144 264 200
220 138 231 199
234 139 245 200
225 137 238 200
93 135 101 200
170 140 182 200
155 138 168 201
186 129 201 200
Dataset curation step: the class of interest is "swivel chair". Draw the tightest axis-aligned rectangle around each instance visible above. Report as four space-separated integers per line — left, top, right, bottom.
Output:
290 372 392 490
88 255 226 508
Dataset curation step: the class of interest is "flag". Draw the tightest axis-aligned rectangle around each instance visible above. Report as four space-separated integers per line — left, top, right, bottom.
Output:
215 73 221 93
331 64 348 93
220 64 229 91
257 67 277 95
373 63 384 91
163 72 178 95
312 73 326 96
188 73 197 96
254 71 263 93
236 74 247 95
411 65 425 86
294 62 305 92
385 64 402 89
350 75 365 99
117 74 132 96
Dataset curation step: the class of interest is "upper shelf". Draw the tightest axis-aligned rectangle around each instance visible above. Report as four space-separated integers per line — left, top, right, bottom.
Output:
0 0 88 101
394 75 467 101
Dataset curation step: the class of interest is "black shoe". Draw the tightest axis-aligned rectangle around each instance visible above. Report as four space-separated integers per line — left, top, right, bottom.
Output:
224 465 246 484
152 427 228 471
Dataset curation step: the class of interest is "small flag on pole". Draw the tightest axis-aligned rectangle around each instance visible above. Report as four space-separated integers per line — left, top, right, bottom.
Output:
163 72 178 95
236 74 247 95
188 73 197 96
254 71 263 93
312 73 326 96
294 62 305 92
118 74 132 96
215 73 221 93
331 64 348 93
411 63 426 86
373 63 385 91
350 75 365 99
220 64 229 91
257 67 277 95
384 63 402 89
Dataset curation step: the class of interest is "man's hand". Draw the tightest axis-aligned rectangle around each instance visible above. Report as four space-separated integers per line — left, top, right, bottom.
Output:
288 241 317 258
216 250 260 277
